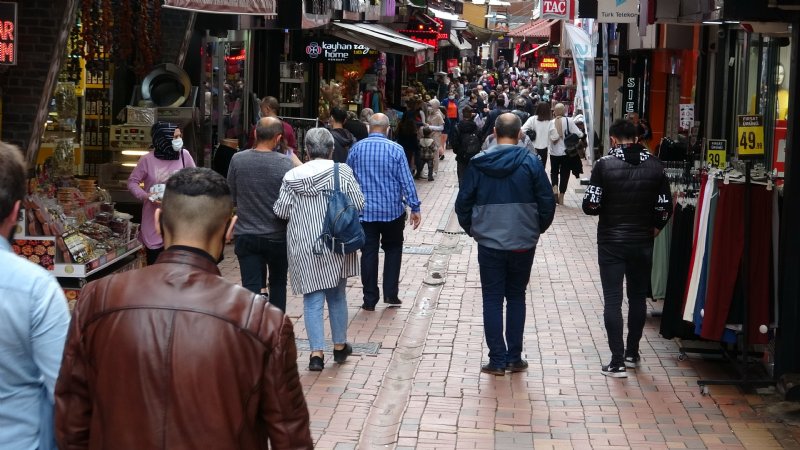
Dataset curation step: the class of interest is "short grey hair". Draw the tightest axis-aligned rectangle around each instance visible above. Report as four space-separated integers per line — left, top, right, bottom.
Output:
305 127 334 159
368 113 390 132
360 108 374 122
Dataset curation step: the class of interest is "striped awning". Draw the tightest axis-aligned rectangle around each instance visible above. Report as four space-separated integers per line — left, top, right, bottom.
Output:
508 19 557 38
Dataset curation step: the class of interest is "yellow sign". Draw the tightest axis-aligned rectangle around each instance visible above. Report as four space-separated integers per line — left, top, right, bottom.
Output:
706 139 727 168
737 115 764 156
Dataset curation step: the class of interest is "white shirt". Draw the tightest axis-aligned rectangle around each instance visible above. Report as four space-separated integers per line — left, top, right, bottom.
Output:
522 116 554 150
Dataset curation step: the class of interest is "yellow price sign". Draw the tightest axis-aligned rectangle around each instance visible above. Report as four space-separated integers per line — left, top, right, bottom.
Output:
706 139 727 168
737 115 764 156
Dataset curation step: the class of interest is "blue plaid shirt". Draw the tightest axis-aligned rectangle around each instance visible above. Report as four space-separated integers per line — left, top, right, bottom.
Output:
346 133 421 222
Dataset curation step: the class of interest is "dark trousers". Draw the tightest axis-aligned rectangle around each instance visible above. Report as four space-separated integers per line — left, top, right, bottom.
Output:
422 158 434 180
361 214 406 307
550 154 571 194
535 147 548 168
598 243 652 365
234 235 288 312
457 161 468 184
477 245 535 368
145 247 163 266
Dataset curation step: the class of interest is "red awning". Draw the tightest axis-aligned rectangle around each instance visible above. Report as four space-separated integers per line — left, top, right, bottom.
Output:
508 19 557 38
162 0 276 16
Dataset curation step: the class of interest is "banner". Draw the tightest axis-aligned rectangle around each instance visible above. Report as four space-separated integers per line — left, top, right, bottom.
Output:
602 24 611 157
597 0 639 23
564 24 596 162
162 0 276 15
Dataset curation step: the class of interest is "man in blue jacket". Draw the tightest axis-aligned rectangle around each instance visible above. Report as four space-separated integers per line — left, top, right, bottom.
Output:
455 113 556 376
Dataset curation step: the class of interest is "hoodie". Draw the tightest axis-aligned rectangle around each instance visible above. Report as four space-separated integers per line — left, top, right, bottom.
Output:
331 128 356 163
455 144 555 251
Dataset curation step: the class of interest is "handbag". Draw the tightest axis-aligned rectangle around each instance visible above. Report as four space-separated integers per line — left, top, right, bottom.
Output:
563 118 580 158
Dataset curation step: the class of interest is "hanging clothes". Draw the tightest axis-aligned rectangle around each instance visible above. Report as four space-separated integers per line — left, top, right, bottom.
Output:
651 219 672 300
659 203 697 340
691 180 720 333
682 174 714 321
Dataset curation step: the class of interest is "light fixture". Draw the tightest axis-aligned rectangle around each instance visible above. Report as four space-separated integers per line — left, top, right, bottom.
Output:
703 20 723 24
121 162 138 168
121 150 149 157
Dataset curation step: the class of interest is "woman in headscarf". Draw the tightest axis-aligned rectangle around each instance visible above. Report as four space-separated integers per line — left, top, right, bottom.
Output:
127 122 197 265
426 98 446 171
547 103 584 205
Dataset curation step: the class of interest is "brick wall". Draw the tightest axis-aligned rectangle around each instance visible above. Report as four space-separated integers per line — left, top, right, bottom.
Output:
0 0 79 163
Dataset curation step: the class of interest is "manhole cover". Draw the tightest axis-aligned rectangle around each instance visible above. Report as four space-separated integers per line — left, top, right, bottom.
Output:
402 245 434 255
295 339 381 355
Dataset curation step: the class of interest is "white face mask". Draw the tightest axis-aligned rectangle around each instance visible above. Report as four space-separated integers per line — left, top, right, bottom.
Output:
171 138 183 152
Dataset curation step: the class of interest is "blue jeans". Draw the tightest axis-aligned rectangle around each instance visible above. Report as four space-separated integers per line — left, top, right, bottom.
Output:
234 235 288 312
598 243 652 365
303 279 349 351
360 213 406 307
477 245 536 368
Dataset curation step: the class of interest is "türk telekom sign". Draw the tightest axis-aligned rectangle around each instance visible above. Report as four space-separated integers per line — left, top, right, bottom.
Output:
541 0 574 20
0 2 16 65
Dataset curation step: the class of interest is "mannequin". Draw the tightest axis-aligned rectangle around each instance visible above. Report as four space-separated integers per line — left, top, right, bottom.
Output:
776 63 789 120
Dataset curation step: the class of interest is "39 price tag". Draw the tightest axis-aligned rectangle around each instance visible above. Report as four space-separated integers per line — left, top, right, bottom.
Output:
737 115 764 156
706 139 727 168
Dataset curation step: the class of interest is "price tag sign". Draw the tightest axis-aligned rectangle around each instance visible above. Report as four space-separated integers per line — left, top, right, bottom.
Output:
706 139 727 168
737 115 765 157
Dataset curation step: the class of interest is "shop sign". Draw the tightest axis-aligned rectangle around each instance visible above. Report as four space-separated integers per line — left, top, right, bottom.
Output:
162 0 276 15
622 77 640 115
706 139 727 168
304 39 377 63
542 0 572 20
773 120 787 178
0 2 16 66
446 59 459 72
736 115 765 157
594 58 618 76
597 0 639 23
538 57 559 71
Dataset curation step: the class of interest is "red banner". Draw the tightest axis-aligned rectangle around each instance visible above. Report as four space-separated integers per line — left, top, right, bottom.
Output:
162 0 276 15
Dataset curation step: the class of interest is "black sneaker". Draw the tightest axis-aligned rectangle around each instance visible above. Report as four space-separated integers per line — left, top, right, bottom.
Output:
506 360 529 373
383 297 402 307
624 355 640 369
601 363 628 378
361 304 375 311
333 343 353 364
308 355 324 371
481 364 505 376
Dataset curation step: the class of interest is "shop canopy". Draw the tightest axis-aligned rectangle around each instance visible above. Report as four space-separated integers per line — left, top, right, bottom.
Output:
463 23 506 42
521 41 550 57
162 0 276 15
329 22 434 64
508 19 557 38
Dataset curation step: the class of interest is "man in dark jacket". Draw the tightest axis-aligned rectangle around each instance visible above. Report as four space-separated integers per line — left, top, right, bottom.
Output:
455 113 556 376
479 96 508 142
343 111 369 141
329 107 357 163
582 119 673 378
55 167 312 449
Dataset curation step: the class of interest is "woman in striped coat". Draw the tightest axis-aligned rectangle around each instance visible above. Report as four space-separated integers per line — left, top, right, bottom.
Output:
274 128 365 371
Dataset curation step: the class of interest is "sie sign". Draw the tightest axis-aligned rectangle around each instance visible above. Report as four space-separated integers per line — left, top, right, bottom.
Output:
541 0 573 20
0 2 15 65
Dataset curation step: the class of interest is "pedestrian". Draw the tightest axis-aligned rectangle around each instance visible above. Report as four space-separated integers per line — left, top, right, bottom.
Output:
426 98 446 171
548 103 584 205
274 128 364 371
396 110 421 176
522 101 554 167
329 106 357 163
455 113 556 376
55 167 313 449
0 142 70 450
582 119 673 378
344 110 369 141
451 105 482 183
346 113 422 311
260 96 298 157
212 137 238 179
419 126 438 181
127 122 196 265
228 117 294 312
479 96 508 142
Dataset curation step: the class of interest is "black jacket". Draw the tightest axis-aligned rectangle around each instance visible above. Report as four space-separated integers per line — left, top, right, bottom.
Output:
331 128 356 163
582 144 673 245
451 119 480 163
480 106 508 141
344 119 368 141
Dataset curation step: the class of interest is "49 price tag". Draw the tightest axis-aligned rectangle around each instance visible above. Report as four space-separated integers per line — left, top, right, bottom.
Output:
706 139 727 168
737 115 764 157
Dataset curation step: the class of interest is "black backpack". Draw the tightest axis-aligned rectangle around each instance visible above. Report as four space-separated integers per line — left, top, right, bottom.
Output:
461 133 482 160
313 163 365 255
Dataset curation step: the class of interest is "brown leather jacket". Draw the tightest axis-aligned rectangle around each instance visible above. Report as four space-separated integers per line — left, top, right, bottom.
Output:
55 248 313 450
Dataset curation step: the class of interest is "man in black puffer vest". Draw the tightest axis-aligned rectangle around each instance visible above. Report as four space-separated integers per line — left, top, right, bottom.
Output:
583 119 673 378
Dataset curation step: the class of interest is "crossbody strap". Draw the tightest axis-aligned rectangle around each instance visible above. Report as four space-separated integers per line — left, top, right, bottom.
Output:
334 162 341 192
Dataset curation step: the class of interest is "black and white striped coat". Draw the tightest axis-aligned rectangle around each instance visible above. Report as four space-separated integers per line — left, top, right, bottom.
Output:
273 160 365 295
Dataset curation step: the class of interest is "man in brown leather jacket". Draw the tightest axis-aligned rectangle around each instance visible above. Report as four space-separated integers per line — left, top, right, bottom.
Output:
55 168 312 450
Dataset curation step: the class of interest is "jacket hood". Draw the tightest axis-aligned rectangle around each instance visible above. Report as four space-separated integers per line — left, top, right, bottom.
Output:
471 144 530 178
428 98 440 110
608 143 650 166
282 160 336 196
331 128 356 147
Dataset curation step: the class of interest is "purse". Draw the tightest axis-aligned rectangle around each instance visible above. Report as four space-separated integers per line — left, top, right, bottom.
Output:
563 118 580 158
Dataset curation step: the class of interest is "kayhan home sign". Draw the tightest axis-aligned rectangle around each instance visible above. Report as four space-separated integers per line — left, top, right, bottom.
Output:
597 0 639 23
305 38 377 63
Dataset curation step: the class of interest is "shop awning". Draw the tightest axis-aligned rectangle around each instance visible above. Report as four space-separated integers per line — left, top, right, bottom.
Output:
463 23 506 42
508 19 556 38
329 22 434 64
521 41 550 57
162 0 276 15
429 7 461 21
449 30 473 51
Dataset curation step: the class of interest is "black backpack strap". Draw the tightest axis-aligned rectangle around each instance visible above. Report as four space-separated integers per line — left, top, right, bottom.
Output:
334 162 340 192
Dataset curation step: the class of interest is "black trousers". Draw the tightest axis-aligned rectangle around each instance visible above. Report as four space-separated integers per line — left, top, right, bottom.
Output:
535 147 548 168
360 213 406 307
550 154 571 194
234 235 288 312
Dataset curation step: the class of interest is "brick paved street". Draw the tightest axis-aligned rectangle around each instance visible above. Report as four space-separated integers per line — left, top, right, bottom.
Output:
219 152 800 450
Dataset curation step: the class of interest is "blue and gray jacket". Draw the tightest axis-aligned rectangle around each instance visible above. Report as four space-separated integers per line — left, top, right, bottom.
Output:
455 144 556 250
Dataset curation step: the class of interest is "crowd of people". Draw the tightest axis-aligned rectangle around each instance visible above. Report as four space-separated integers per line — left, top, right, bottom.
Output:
1 62 670 448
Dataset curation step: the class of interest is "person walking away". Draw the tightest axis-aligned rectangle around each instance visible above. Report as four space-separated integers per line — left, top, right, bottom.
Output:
548 103 584 205
212 137 238 179
0 143 70 450
56 168 312 449
329 106 357 163
228 117 294 312
582 119 673 378
346 113 422 311
451 105 482 183
479 96 508 142
128 122 196 265
510 97 530 124
455 113 555 376
274 128 364 371
426 99 446 171
396 111 421 176
522 102 553 168
260 96 298 155
418 126 438 181
444 94 459 149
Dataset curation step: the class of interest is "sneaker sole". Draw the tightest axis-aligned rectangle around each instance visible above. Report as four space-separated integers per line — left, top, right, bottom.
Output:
602 371 628 378
624 362 638 369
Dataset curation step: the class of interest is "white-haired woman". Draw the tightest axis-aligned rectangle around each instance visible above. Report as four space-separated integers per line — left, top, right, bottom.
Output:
548 103 583 205
274 127 365 371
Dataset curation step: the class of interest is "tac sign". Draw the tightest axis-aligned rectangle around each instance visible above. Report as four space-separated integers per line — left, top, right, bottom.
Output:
0 2 16 65
737 115 765 157
542 0 572 20
706 139 727 168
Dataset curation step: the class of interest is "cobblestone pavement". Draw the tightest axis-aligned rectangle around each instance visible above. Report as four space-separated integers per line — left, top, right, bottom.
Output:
218 151 800 449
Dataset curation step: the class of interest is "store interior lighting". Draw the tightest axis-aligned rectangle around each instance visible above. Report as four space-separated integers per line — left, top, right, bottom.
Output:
121 150 149 157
